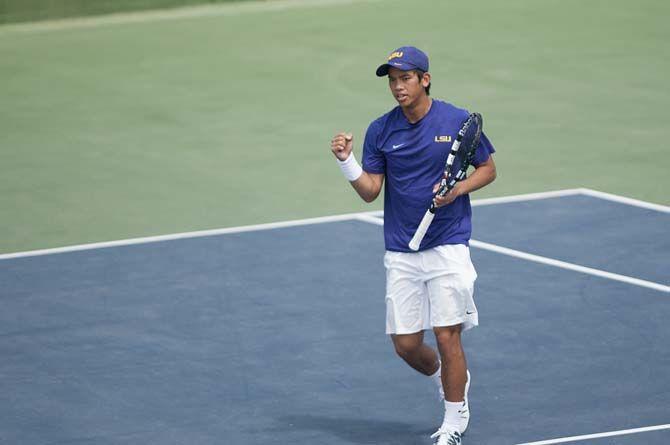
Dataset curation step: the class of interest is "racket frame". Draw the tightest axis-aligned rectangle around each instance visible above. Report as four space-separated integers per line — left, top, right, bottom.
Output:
408 113 482 251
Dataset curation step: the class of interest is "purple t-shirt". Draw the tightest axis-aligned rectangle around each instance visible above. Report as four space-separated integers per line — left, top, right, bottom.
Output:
362 100 495 252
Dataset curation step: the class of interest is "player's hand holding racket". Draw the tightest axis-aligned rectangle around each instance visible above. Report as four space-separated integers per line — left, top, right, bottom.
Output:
432 179 465 207
408 112 483 251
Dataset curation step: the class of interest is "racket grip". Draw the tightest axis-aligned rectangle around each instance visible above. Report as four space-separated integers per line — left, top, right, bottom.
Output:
409 210 435 251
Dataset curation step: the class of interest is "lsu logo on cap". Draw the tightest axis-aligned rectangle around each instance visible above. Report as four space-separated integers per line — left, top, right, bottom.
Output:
434 135 452 143
388 51 404 60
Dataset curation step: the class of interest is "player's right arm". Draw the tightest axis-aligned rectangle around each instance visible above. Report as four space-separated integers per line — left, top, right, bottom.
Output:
331 132 384 203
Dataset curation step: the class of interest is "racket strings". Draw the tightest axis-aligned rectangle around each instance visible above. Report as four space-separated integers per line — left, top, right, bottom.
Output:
448 115 482 177
435 113 482 200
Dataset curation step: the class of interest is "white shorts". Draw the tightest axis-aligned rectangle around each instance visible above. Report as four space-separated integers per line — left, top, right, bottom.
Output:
383 244 478 335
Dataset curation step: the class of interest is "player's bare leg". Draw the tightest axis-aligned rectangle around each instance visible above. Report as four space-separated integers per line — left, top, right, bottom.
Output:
390 331 440 376
433 325 467 401
431 324 470 443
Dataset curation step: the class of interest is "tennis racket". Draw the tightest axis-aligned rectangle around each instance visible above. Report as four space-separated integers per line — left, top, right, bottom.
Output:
408 112 483 251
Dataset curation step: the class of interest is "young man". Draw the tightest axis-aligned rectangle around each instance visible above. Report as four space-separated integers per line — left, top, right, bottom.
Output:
330 46 496 445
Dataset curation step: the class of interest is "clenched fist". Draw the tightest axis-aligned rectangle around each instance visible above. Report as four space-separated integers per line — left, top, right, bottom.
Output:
330 132 354 161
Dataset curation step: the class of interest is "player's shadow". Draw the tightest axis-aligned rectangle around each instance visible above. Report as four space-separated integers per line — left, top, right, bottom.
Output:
275 414 432 444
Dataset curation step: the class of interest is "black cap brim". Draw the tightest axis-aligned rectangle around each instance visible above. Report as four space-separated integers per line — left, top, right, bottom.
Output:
376 61 417 77
375 63 391 77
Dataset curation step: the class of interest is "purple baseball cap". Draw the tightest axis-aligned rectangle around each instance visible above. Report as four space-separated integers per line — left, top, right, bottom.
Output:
375 46 429 77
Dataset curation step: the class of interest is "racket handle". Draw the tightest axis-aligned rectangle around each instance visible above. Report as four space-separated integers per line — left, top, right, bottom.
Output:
409 210 435 251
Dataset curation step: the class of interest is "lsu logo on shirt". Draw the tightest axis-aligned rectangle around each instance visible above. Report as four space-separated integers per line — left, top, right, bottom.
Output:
388 51 403 60
434 135 452 143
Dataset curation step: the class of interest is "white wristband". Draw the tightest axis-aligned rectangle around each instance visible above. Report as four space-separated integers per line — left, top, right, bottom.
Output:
337 152 363 181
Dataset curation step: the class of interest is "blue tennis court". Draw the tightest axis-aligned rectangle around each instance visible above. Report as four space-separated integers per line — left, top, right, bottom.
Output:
1 189 668 445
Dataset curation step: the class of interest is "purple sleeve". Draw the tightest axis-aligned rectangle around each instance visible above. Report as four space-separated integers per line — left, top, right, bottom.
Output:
361 122 385 174
472 131 495 167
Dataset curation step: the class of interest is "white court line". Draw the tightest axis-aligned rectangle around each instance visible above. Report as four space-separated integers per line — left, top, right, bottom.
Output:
0 188 666 267
471 187 670 211
354 214 385 226
471 188 583 207
579 188 670 213
356 215 669 293
0 188 580 260
514 423 670 445
0 210 381 261
0 0 380 34
470 239 669 293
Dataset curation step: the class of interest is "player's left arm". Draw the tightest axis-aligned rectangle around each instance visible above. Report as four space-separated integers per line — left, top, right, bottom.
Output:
434 155 497 207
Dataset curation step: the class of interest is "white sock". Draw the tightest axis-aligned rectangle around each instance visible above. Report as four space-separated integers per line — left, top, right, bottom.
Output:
441 400 465 431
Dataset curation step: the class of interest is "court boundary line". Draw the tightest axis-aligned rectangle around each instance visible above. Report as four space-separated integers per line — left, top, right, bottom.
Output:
471 188 583 207
358 215 669 293
578 188 670 213
0 210 382 260
514 423 670 445
470 239 668 292
0 188 666 262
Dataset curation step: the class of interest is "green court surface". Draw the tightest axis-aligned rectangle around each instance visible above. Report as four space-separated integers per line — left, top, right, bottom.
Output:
1 0 668 254
0 0 246 24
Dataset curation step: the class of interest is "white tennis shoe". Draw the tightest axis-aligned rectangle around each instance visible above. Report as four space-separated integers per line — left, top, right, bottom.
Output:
431 429 462 445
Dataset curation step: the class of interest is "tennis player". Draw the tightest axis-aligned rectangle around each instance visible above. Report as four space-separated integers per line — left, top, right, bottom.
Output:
330 46 496 445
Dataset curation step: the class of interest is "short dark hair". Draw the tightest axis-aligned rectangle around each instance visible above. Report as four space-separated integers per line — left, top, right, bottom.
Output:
415 70 431 96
